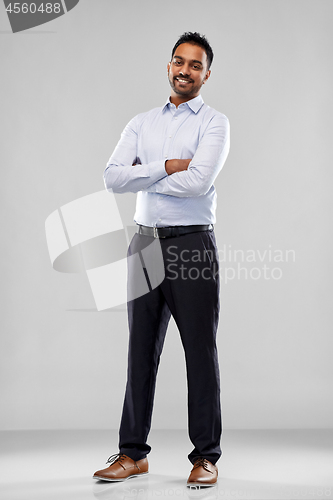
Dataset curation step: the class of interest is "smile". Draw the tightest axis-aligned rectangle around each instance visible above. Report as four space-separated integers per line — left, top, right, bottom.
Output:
175 77 192 84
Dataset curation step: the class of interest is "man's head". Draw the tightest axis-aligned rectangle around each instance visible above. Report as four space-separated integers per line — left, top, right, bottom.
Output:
167 32 213 104
171 32 214 70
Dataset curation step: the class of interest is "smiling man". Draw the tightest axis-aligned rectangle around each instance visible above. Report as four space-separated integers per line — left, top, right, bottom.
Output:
168 43 211 105
93 32 230 487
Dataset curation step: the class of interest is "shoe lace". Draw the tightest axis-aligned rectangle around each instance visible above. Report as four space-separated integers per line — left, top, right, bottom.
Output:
193 457 213 473
106 453 126 469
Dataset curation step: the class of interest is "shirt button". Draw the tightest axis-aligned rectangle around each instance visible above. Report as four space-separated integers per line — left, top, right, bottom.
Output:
174 117 178 120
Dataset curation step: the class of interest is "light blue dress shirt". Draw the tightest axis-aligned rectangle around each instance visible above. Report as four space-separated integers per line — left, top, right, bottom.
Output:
104 95 230 227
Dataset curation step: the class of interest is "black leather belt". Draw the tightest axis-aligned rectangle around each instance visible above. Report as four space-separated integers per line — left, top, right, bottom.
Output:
137 224 213 239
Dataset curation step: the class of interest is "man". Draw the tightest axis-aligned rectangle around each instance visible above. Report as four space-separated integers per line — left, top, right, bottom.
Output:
93 32 230 487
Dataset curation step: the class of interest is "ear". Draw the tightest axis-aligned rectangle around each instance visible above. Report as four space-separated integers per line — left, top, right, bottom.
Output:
167 61 171 73
203 69 211 84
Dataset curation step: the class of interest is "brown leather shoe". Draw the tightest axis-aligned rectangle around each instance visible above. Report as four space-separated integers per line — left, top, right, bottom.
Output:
187 457 218 486
93 453 149 482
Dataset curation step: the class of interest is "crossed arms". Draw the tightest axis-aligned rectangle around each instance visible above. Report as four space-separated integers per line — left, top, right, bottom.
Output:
103 113 230 198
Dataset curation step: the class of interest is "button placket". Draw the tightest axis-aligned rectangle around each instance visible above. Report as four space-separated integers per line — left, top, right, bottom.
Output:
165 111 183 160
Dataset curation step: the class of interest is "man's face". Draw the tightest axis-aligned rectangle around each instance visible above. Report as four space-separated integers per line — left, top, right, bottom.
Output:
167 43 211 101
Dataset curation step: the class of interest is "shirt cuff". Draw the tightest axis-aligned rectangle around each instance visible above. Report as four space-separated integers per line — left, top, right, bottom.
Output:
148 160 168 187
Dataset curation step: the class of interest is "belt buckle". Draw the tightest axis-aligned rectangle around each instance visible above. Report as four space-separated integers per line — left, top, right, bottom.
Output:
153 227 158 238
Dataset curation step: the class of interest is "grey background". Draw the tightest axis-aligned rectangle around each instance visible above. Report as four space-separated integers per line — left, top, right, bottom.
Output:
1 0 332 431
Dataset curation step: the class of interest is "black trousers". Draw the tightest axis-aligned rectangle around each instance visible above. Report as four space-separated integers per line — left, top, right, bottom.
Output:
119 229 222 465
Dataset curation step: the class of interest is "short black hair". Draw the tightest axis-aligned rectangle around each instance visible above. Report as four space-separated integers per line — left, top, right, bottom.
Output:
171 32 214 69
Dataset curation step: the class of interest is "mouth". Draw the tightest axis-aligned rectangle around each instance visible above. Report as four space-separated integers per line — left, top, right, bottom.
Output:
175 77 192 85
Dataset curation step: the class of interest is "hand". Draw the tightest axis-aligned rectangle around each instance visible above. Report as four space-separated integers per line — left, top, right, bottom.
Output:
132 157 142 166
165 159 192 175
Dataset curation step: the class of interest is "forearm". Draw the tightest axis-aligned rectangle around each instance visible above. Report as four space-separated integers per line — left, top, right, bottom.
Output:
165 158 192 175
104 160 167 193
146 141 230 197
146 153 227 197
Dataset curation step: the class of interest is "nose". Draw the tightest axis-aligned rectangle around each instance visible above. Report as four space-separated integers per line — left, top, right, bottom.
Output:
179 64 191 77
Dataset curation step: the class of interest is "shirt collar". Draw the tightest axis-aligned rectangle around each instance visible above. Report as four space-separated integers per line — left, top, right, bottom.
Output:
162 94 204 114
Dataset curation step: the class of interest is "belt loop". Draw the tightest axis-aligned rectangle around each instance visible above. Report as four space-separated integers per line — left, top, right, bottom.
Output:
153 227 158 238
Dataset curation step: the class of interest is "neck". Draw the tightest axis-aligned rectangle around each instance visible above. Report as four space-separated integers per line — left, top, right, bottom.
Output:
170 93 198 108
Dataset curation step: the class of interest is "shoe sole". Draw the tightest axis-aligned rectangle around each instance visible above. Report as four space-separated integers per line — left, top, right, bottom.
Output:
93 472 149 482
187 481 217 488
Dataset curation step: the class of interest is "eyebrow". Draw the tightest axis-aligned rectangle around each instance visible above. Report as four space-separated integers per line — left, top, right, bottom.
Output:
173 55 203 66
